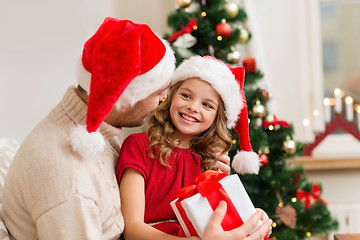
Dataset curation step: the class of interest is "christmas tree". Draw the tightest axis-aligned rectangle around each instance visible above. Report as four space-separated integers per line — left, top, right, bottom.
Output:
165 0 338 239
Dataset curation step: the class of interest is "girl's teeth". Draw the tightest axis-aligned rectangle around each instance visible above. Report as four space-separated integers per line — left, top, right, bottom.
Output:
182 114 196 122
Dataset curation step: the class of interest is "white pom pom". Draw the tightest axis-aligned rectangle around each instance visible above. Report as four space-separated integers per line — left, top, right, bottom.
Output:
231 151 260 174
68 125 106 159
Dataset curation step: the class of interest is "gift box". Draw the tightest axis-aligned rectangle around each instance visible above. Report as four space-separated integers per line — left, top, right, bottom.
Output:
171 170 262 237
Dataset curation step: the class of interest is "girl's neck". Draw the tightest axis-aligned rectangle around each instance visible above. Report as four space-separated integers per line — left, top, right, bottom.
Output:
172 130 193 149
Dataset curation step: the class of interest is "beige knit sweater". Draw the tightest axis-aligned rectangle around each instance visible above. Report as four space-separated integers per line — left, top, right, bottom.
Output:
0 86 124 239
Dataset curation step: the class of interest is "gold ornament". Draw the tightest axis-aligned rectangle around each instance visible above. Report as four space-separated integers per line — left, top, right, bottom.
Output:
225 2 239 18
283 137 296 154
176 0 192 8
252 100 265 118
238 28 249 43
226 50 241 63
275 205 297 229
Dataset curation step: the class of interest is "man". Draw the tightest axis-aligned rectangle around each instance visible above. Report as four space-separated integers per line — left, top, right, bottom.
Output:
0 17 271 239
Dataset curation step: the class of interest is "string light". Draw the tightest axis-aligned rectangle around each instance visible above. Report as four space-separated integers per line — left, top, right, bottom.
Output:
217 36 223 41
232 139 236 144
268 125 274 131
193 25 198 30
272 222 277 228
306 232 312 237
278 202 284 207
291 197 297 203
185 7 190 12
201 11 207 17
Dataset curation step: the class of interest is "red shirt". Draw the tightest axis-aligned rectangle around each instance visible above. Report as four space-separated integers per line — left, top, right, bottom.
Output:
117 132 202 236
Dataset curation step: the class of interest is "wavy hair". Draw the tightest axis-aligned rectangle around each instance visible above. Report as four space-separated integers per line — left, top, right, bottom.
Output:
146 80 232 171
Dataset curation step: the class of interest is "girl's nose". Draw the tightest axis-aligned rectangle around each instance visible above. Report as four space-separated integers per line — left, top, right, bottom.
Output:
188 102 199 113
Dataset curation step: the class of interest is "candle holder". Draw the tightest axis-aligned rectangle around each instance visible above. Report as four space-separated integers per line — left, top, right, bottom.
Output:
304 114 360 156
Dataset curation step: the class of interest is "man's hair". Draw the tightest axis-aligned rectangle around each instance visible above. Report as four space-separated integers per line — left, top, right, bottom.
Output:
146 81 232 171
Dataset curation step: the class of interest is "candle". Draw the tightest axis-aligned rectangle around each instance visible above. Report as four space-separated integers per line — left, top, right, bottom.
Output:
356 105 360 130
313 110 321 132
303 118 312 144
323 98 332 123
345 96 354 121
334 88 342 114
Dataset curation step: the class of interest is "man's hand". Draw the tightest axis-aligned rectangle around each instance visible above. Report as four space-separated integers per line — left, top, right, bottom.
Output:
212 147 231 174
202 201 273 240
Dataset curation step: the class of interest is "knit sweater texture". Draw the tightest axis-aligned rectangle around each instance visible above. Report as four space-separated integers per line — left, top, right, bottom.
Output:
0 86 124 239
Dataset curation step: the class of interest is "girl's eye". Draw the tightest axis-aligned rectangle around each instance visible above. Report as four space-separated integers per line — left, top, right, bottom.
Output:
203 102 213 109
181 93 190 99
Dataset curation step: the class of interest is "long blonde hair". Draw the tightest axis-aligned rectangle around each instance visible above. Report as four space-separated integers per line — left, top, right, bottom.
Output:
146 80 232 171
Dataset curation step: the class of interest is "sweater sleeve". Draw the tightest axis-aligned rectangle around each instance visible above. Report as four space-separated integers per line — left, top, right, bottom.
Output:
36 194 101 240
116 132 151 183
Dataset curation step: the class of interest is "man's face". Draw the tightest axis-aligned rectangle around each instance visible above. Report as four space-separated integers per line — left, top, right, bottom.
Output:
105 80 170 128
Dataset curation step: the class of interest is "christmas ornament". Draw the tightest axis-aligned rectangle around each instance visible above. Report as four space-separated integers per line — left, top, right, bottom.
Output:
225 2 239 18
168 18 197 43
176 0 192 8
291 172 302 187
208 45 215 56
226 50 241 64
259 154 268 167
252 100 265 118
297 183 327 208
283 137 296 154
275 205 297 229
260 88 269 101
254 118 262 128
238 28 249 43
173 33 197 48
216 19 231 38
242 57 256 73
262 115 290 129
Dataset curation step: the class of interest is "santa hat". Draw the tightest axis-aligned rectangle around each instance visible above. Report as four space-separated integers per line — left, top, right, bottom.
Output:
69 17 175 158
171 56 260 174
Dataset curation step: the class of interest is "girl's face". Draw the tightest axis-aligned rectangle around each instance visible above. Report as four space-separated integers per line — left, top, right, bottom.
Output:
170 78 220 145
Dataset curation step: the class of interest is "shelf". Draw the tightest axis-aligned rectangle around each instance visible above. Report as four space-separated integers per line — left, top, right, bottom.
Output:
292 156 360 171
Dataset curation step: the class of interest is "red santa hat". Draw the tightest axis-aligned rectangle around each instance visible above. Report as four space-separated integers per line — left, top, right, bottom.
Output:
171 56 260 174
69 17 175 158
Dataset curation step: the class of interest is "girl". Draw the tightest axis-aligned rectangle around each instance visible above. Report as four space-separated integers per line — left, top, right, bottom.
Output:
117 56 268 240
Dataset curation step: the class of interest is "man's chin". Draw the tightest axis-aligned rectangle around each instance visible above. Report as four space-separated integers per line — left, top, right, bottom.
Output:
122 119 145 128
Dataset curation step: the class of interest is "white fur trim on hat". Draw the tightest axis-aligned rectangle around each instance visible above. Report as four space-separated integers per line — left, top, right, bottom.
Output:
68 125 106 159
172 56 242 129
231 151 260 174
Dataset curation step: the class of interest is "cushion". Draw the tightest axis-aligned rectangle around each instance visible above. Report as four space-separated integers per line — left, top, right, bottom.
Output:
0 138 19 240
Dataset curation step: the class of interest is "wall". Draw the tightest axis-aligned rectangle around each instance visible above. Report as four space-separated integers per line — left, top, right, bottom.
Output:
0 0 312 144
0 0 118 142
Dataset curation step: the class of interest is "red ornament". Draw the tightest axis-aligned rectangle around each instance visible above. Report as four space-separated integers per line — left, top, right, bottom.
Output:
242 57 257 73
259 154 269 167
260 88 269 101
216 22 231 38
